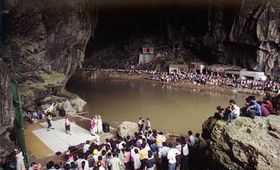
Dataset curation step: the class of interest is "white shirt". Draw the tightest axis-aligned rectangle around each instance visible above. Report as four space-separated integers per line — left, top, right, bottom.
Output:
131 153 141 169
189 135 195 147
167 148 180 164
83 144 90 153
130 147 138 158
110 157 122 170
158 146 170 158
231 104 240 117
182 144 189 156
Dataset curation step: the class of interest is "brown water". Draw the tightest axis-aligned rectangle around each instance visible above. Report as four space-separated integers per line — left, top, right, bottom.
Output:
67 79 246 134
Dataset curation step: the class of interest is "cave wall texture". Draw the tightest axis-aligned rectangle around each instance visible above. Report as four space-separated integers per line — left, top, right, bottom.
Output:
0 62 14 158
1 0 97 109
0 0 97 159
209 0 280 75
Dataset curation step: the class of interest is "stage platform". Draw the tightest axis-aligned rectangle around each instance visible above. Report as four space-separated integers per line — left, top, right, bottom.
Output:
32 119 98 154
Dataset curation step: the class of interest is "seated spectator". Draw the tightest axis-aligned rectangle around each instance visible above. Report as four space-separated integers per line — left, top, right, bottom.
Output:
214 106 225 119
226 100 240 122
24 111 34 124
258 101 270 117
246 96 262 117
263 97 273 112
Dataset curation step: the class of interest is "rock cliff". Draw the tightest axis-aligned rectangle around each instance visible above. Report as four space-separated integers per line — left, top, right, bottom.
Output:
1 0 97 109
0 0 97 158
202 116 280 170
209 0 280 75
0 62 14 159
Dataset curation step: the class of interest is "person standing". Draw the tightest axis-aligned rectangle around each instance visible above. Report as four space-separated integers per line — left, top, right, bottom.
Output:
138 117 144 130
158 142 170 170
65 117 71 135
89 117 96 136
46 114 54 131
180 140 189 170
83 140 91 154
131 148 141 170
96 114 103 134
145 118 151 131
139 143 148 170
167 144 180 170
187 131 195 148
15 149 25 170
146 150 156 170
109 152 124 170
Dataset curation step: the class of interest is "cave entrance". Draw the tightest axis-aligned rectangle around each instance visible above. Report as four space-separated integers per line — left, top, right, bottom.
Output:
84 4 210 70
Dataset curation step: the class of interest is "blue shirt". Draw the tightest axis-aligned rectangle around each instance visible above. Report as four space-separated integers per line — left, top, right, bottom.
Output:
253 101 262 116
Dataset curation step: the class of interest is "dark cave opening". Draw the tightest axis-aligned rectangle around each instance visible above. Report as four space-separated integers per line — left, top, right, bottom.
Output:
84 5 214 69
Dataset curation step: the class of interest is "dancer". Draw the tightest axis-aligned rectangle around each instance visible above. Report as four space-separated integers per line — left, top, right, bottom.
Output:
89 116 96 136
96 114 103 134
65 117 71 135
46 114 54 131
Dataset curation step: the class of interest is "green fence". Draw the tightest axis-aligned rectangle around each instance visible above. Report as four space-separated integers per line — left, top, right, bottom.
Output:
11 74 29 167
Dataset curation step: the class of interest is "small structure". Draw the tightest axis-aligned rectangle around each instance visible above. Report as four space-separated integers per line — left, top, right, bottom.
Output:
189 62 207 74
240 70 267 81
169 64 189 74
208 65 242 77
138 47 155 64
142 47 154 54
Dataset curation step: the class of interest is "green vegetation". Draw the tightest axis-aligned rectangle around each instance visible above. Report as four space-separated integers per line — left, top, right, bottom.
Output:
20 72 65 91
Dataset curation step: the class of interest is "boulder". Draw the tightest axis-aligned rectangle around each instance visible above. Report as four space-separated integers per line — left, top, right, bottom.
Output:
62 100 76 114
70 97 87 113
118 121 139 138
202 116 280 170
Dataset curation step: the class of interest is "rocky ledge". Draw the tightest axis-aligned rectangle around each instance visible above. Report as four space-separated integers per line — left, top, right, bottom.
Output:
202 115 280 170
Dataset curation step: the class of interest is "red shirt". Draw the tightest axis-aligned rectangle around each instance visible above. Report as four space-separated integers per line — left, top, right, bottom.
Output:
264 101 273 111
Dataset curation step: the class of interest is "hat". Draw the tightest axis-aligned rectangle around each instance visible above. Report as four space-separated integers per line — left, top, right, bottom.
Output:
93 149 98 155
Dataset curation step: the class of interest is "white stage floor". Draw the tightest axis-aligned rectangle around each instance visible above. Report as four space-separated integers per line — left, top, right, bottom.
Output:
32 119 97 153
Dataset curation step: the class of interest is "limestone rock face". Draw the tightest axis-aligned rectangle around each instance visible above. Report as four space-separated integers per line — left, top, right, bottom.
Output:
0 62 14 158
202 116 280 170
118 121 139 138
209 0 280 75
2 1 96 109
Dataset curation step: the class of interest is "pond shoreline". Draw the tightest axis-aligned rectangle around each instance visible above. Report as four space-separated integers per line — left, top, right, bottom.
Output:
73 70 269 96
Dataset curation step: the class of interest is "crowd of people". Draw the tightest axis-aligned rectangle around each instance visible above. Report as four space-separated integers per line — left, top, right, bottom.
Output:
214 95 274 122
24 109 45 124
152 72 280 93
42 117 204 170
99 68 280 93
